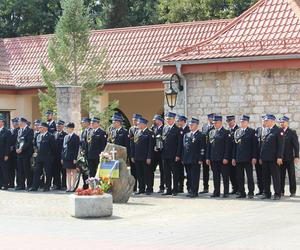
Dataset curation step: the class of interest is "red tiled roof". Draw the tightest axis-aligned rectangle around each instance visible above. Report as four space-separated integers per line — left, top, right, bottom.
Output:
161 0 300 63
0 20 229 88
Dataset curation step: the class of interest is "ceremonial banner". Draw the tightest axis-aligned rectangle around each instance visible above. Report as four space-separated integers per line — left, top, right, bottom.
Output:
98 160 120 179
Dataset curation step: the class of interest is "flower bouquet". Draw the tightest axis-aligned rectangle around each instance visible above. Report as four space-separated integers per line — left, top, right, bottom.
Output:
75 177 112 196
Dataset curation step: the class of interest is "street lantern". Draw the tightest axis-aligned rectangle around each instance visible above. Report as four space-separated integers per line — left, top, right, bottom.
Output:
165 73 183 110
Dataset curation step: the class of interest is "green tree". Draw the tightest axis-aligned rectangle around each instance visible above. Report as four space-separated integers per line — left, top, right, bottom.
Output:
39 0 114 127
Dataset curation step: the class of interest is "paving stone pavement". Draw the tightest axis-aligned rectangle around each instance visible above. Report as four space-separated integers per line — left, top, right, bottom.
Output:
0 179 300 250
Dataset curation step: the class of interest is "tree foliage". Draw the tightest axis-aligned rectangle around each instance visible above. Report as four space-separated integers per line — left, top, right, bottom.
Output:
39 0 111 119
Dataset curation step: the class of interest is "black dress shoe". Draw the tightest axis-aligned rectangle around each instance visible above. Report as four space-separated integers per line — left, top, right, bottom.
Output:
134 191 145 195
199 189 209 194
260 195 271 199
28 187 38 192
178 189 184 193
222 194 229 198
236 194 246 199
157 189 164 194
210 194 220 198
43 188 50 192
189 194 198 198
248 193 254 199
273 195 281 200
229 191 237 195
1 186 8 190
255 192 263 196
162 192 172 196
172 192 178 196
290 193 296 197
145 191 152 195
15 186 25 191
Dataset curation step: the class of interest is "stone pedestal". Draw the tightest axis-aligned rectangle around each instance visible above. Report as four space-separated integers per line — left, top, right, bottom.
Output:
69 194 113 218
56 85 81 132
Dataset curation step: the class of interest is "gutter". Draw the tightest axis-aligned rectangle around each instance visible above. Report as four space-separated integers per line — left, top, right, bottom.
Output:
175 63 188 116
156 54 300 66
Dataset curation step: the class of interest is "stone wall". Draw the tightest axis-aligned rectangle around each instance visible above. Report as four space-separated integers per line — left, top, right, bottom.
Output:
56 85 81 132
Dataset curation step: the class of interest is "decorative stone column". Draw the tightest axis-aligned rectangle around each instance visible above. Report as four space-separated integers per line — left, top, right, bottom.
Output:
56 85 81 132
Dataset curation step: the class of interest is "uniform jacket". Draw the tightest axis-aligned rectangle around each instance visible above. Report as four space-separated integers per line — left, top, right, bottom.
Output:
260 125 285 162
62 133 80 162
0 127 10 159
227 124 238 160
152 124 164 159
9 128 19 153
232 127 257 163
282 127 299 161
162 124 182 160
16 126 34 159
87 128 107 160
54 130 67 158
206 127 231 161
35 132 56 163
182 130 206 165
80 127 91 155
110 127 130 154
129 125 139 158
132 128 154 161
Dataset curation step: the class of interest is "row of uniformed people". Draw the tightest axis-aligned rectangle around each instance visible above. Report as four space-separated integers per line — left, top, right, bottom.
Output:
124 112 298 200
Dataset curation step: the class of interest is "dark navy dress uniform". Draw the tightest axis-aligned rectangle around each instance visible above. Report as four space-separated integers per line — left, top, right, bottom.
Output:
280 122 299 195
162 114 182 195
151 121 164 192
131 125 154 194
0 125 11 189
80 123 92 188
227 120 239 193
87 127 107 177
53 129 67 189
178 121 190 193
255 126 265 194
8 125 19 188
232 121 257 197
110 127 130 153
206 123 231 197
260 117 284 199
62 133 80 169
32 131 56 190
182 127 206 197
201 121 214 192
47 120 57 134
16 123 34 190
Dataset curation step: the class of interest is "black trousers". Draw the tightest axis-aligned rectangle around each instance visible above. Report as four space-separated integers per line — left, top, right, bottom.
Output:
129 158 137 192
255 163 264 193
52 157 66 188
0 159 9 188
87 159 99 177
32 161 52 189
17 157 32 189
8 152 18 187
178 162 185 191
135 160 152 192
281 160 296 194
151 156 164 191
202 162 210 190
229 163 238 192
186 163 201 195
237 162 254 195
163 159 179 193
211 161 229 195
262 161 281 197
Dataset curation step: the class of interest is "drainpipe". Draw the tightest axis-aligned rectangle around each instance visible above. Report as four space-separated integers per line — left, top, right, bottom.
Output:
175 63 187 116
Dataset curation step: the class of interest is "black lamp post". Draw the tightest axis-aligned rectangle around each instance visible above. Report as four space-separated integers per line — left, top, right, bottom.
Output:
165 73 183 110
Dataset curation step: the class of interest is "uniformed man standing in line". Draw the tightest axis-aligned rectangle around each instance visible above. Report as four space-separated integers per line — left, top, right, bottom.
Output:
109 114 130 152
279 116 299 197
260 114 284 200
15 117 34 190
161 112 182 196
254 116 267 195
177 115 190 193
131 117 154 195
87 117 107 177
182 118 206 198
0 115 10 190
29 122 56 192
8 118 20 188
232 115 257 199
52 120 67 190
151 115 165 193
226 115 239 194
80 117 91 189
206 115 231 198
200 113 215 194
45 110 57 134
129 114 142 192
